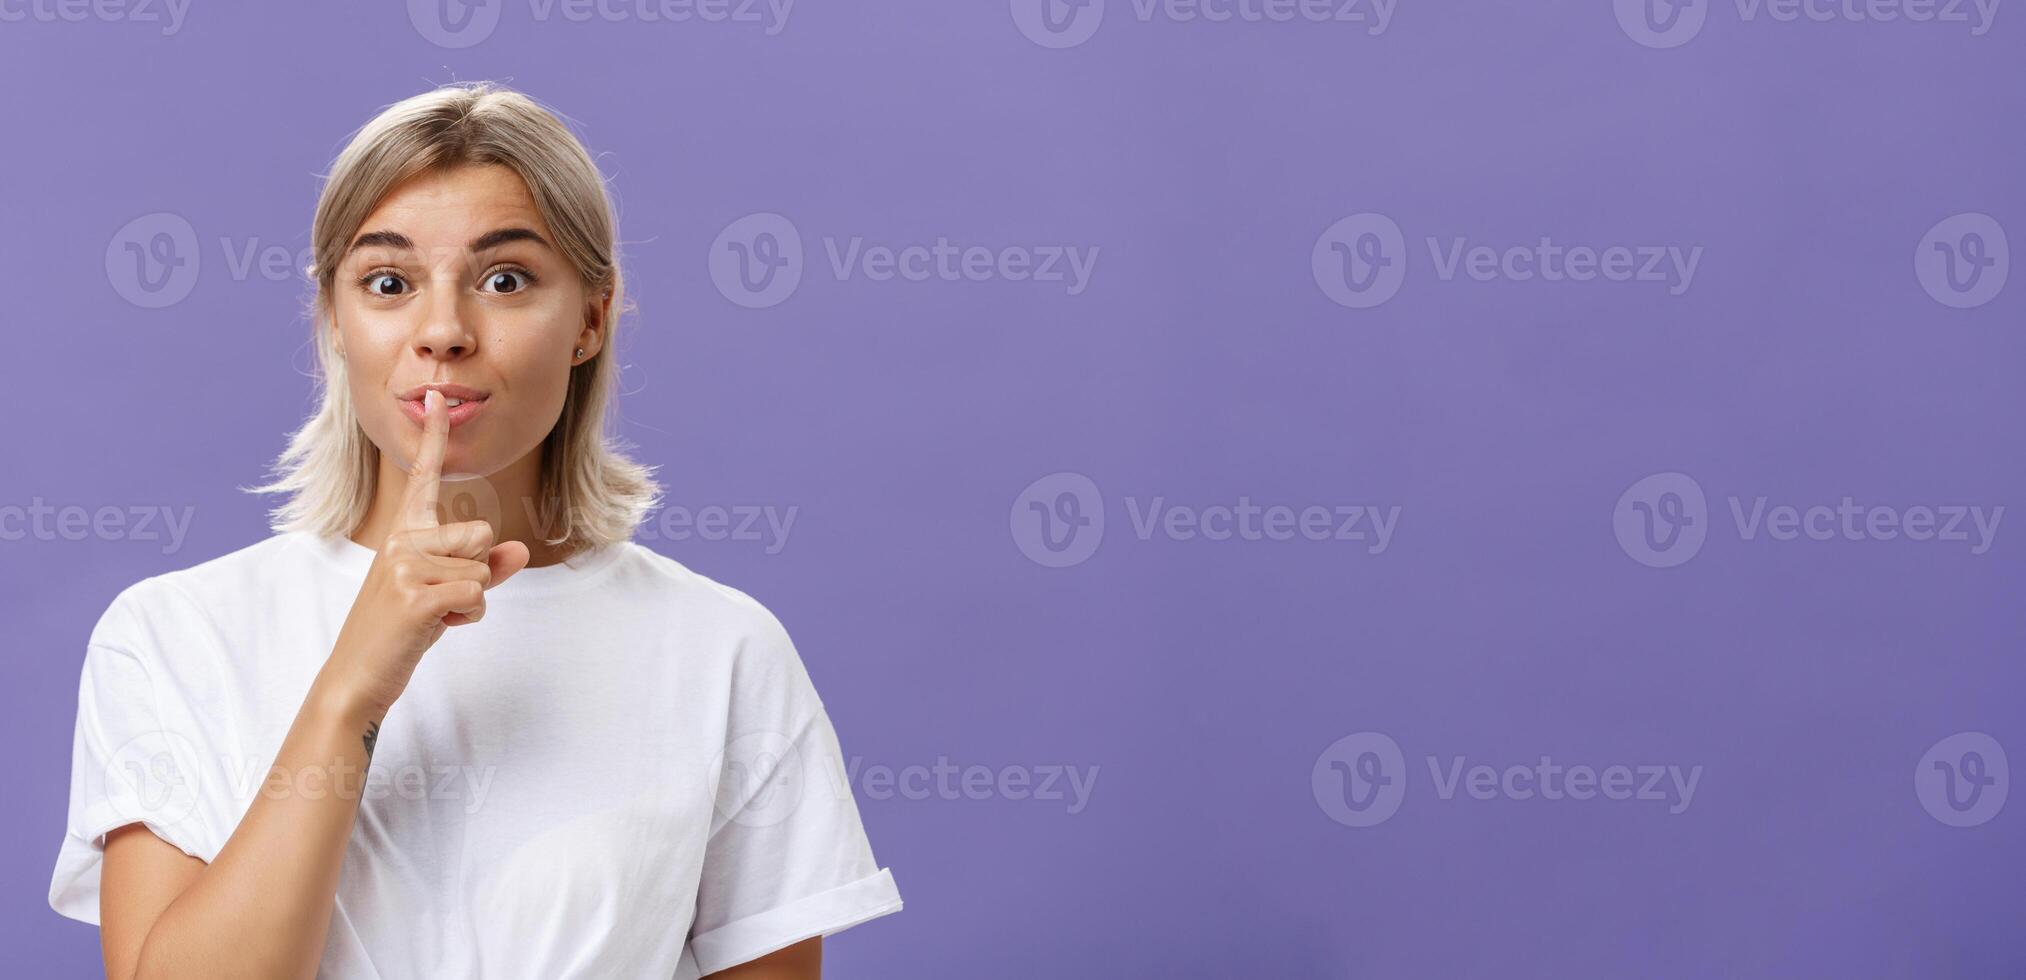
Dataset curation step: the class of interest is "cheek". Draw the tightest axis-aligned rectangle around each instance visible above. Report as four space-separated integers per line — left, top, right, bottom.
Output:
329 304 412 444
332 296 407 358
476 318 581 444
334 323 400 395
497 344 577 435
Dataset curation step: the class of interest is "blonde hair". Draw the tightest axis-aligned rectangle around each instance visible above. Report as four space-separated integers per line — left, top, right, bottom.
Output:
249 81 660 553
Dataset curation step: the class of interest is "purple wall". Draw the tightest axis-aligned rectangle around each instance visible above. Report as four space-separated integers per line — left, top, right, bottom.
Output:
4 1 2023 976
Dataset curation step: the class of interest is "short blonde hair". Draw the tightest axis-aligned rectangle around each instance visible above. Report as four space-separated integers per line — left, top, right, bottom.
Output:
250 82 660 551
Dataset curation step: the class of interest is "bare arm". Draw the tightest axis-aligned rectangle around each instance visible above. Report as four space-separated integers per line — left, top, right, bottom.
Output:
98 391 528 980
106 680 381 980
703 937 822 979
98 826 200 980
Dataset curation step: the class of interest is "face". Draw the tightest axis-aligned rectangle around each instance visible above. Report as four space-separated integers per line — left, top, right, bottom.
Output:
330 163 604 479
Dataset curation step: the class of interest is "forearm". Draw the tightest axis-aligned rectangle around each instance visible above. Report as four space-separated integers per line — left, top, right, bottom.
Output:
133 668 382 980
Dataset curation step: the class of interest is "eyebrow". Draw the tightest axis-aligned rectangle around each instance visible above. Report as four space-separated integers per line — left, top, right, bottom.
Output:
346 227 552 258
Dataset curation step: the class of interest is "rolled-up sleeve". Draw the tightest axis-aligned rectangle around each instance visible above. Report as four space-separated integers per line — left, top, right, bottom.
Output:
49 584 224 925
683 608 902 974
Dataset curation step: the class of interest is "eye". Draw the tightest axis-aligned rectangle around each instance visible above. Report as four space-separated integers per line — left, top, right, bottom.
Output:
481 266 537 294
357 271 408 297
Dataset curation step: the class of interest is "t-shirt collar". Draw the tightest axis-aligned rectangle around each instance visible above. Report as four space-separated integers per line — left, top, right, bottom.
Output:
299 531 627 598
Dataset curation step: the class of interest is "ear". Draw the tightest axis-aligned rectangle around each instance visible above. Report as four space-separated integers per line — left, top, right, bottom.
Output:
575 289 611 362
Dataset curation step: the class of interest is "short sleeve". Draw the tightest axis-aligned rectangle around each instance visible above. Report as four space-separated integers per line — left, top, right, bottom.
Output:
48 585 224 925
683 609 902 975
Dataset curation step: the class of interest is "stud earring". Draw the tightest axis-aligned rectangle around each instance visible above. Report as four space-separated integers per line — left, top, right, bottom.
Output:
575 347 585 360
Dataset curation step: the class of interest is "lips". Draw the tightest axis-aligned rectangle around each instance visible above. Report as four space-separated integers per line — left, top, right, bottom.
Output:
396 383 491 429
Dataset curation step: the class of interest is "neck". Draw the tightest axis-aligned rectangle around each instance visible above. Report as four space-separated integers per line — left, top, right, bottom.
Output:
350 444 579 568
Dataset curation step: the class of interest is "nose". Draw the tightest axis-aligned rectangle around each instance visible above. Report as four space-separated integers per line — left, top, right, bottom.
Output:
412 277 476 361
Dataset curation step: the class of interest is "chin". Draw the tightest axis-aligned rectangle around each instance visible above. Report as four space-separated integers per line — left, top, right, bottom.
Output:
446 443 534 482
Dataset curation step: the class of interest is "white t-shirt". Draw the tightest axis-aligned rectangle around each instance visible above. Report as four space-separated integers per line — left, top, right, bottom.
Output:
49 531 902 978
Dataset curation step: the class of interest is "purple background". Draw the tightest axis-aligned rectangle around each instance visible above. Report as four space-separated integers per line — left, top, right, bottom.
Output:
5 1 2024 976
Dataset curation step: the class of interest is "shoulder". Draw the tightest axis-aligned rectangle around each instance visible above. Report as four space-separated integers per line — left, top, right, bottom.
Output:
90 533 311 653
614 544 814 698
616 542 796 645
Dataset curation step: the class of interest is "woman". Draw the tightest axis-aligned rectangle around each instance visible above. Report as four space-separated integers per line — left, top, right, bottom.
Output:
48 82 901 979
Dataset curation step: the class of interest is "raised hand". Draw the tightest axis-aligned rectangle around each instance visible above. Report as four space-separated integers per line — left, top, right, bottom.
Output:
325 389 532 716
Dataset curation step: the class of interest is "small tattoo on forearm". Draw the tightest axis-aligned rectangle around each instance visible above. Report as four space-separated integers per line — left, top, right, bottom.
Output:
363 720 380 760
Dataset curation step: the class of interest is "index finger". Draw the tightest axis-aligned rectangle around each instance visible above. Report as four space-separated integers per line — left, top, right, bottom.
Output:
403 389 448 528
